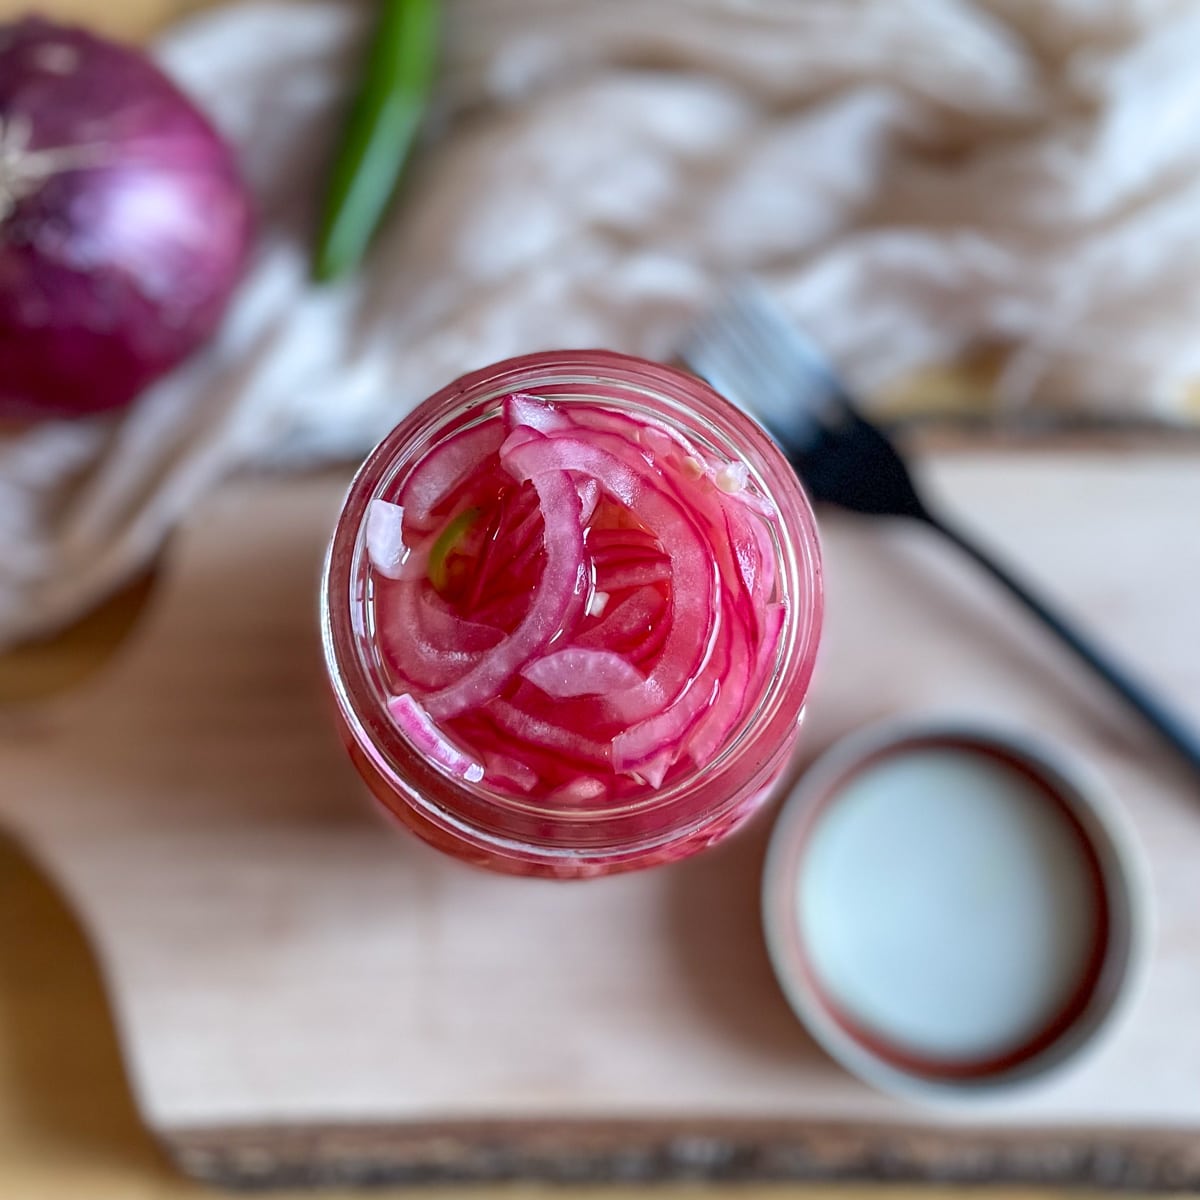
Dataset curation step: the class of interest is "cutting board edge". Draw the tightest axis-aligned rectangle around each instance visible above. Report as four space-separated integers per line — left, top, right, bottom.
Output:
0 820 168 1136
165 1116 1200 1191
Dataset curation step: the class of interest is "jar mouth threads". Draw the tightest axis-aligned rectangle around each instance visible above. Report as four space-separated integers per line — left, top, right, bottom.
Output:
323 350 823 877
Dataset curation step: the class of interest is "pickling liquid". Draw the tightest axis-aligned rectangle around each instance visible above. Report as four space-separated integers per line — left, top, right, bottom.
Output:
798 746 1108 1074
368 392 788 805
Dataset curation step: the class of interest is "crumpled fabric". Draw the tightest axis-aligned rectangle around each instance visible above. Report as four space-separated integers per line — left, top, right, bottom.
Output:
3 0 1200 649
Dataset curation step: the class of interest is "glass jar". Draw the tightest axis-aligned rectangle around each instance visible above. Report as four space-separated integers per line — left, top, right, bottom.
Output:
321 350 823 877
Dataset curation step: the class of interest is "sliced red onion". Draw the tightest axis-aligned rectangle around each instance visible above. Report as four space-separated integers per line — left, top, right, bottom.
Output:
720 477 776 518
576 586 665 651
568 403 703 463
376 579 501 690
585 527 662 557
365 499 409 579
611 672 719 779
502 433 716 726
503 489 547 558
687 586 749 766
747 602 787 699
387 694 485 783
722 501 778 638
522 648 644 697
503 391 570 433
626 599 674 666
684 597 784 774
714 462 749 494
548 776 608 804
489 699 612 768
611 605 723 779
503 530 548 584
460 480 543 612
399 422 504 529
576 477 600 523
471 584 538 632
481 749 539 793
594 558 672 592
626 748 675 790
369 393 790 802
423 465 585 719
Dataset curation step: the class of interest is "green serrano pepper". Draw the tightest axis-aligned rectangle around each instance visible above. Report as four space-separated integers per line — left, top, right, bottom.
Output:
314 0 440 282
428 507 480 593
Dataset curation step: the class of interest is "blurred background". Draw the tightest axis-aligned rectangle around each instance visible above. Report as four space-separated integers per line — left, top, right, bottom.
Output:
2 0 1198 1196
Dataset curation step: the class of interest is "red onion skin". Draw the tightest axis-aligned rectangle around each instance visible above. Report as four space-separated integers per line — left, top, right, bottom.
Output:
0 17 253 419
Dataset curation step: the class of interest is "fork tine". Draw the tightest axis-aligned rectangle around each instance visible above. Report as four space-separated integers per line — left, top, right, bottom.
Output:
685 286 782 408
687 289 1200 780
681 282 850 456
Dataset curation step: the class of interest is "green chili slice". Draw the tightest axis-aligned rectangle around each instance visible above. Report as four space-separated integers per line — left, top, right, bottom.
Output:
314 0 439 282
428 507 480 593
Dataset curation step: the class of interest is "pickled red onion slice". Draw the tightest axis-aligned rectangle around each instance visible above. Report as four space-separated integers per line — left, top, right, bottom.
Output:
365 499 409 579
577 478 601 523
722 497 778 636
567 403 704 465
611 583 729 777
687 584 752 767
480 749 539 793
522 648 644 697
399 422 504 530
423 466 585 719
748 602 787 697
387 694 485 783
588 527 672 592
370 391 790 799
377 580 502 690
612 670 719 778
488 699 612 768
502 433 716 726
595 559 672 591
575 586 666 653
548 777 608 804
504 391 571 434
586 527 662 557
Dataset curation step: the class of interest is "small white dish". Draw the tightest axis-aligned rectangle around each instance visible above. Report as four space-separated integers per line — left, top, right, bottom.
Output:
762 719 1149 1102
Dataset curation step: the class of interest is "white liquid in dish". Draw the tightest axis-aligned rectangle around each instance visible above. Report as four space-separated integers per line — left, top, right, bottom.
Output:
798 747 1101 1065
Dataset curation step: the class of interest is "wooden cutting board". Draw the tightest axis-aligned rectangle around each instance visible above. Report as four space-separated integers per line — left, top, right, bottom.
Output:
2 443 1199 1190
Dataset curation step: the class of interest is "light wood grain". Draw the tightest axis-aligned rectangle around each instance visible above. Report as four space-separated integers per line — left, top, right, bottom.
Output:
1 450 1198 1188
0 0 1195 1195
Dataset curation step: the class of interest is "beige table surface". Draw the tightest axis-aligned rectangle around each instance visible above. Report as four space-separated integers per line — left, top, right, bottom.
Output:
0 1 1172 1196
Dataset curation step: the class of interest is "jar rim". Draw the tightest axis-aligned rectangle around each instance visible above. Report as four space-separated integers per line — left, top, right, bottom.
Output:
322 349 823 864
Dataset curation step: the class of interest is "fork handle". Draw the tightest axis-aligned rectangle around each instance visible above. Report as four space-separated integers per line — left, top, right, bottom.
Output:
923 510 1200 777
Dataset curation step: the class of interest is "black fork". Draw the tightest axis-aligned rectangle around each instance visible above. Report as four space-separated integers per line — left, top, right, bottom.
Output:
682 284 1200 780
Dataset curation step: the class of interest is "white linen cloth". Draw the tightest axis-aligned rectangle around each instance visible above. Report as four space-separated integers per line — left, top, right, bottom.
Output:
3 0 1200 648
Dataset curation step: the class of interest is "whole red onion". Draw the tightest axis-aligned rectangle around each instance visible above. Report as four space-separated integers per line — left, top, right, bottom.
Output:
0 17 253 420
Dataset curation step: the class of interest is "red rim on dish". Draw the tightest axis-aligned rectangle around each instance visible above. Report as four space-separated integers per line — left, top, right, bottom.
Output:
762 721 1147 1099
